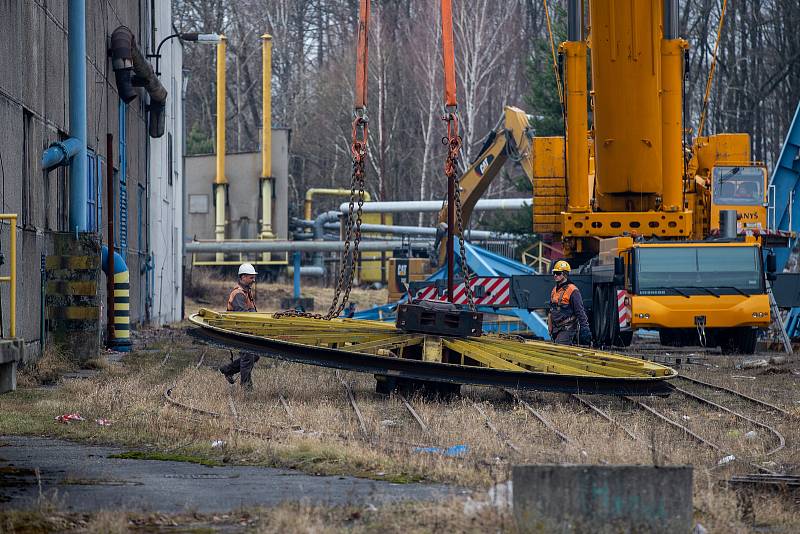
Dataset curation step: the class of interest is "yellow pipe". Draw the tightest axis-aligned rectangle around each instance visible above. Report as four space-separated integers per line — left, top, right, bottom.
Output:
260 34 274 262
215 36 227 262
304 188 372 220
0 215 16 338
215 36 228 185
261 34 272 182
563 40 589 212
660 38 688 212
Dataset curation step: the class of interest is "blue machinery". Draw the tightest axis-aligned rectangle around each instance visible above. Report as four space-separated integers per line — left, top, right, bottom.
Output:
770 100 800 337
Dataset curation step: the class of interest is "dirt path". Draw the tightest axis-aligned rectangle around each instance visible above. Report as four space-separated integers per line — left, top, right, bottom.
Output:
0 436 458 513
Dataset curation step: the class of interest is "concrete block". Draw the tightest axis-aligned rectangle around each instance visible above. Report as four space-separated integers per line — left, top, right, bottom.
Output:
0 339 25 394
513 464 693 534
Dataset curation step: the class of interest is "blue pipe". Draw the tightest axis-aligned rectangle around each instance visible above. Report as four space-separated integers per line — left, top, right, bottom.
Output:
293 252 301 299
41 138 82 171
101 245 128 276
68 0 88 233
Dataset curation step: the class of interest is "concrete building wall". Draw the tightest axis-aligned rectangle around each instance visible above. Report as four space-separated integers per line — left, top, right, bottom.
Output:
184 131 290 265
0 1 183 359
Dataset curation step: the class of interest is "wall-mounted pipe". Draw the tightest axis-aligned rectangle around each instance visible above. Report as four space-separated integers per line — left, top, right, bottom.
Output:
41 138 82 171
110 26 168 138
339 198 530 214
100 246 132 352
186 240 430 253
306 189 372 220
68 0 88 233
214 36 228 263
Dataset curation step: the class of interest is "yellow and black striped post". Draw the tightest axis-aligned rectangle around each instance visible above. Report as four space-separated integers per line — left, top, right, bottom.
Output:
102 246 132 352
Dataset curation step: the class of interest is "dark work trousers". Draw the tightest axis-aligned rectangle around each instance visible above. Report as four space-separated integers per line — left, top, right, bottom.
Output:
221 351 261 386
551 324 578 345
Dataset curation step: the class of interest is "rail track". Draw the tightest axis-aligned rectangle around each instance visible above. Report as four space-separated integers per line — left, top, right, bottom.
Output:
675 375 795 419
503 388 572 444
570 394 639 442
623 395 780 475
467 398 521 454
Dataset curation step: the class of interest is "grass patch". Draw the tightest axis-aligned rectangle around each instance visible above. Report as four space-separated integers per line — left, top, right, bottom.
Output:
108 450 222 467
2 312 799 531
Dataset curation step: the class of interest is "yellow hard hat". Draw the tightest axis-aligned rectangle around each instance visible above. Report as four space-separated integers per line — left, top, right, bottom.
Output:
552 260 571 273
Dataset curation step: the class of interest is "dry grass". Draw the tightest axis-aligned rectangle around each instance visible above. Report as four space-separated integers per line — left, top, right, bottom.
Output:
2 317 800 531
0 498 513 533
17 344 78 387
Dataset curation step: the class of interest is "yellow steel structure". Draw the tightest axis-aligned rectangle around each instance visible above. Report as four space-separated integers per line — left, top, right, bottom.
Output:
562 39 589 213
214 35 228 263
0 214 17 338
191 309 676 380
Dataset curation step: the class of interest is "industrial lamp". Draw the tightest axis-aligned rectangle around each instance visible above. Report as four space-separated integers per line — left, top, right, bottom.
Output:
149 32 222 76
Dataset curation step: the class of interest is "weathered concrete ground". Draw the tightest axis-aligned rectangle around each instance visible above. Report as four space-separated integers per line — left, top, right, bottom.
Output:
0 436 458 513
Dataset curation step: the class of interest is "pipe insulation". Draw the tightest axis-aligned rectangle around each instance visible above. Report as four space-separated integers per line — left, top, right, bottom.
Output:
186 240 431 254
340 198 531 213
110 26 168 138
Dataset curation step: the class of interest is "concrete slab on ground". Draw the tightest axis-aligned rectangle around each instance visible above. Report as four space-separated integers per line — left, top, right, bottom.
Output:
0 436 457 513
513 464 693 534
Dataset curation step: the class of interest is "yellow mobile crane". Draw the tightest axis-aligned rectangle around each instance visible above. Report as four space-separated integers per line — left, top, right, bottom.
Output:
418 0 797 353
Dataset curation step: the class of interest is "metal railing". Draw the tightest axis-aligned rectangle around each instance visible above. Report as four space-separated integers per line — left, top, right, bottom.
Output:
0 214 17 338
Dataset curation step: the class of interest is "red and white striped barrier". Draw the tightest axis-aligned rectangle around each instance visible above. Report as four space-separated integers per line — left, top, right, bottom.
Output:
617 289 631 330
413 277 512 306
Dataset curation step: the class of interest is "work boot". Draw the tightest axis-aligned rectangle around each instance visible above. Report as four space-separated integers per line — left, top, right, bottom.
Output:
241 381 254 392
219 367 236 384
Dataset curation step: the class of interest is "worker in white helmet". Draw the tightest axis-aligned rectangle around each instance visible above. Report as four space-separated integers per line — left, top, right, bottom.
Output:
219 263 260 389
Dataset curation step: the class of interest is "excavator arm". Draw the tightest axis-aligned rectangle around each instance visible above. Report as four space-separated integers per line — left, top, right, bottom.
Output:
436 106 535 262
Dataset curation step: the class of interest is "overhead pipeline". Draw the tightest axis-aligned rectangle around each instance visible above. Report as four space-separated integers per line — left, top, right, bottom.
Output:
340 198 531 213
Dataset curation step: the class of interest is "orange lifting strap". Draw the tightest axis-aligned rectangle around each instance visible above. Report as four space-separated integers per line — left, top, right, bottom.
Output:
351 0 370 158
354 0 370 111
440 0 457 109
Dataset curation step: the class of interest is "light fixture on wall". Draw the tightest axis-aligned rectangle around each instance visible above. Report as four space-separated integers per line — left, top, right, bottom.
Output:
148 33 222 76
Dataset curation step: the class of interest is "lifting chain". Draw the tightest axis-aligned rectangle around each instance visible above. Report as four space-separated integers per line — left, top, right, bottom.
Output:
275 114 368 320
443 111 475 311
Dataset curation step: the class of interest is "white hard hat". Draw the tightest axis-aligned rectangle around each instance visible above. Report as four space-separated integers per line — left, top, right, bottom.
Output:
238 263 257 276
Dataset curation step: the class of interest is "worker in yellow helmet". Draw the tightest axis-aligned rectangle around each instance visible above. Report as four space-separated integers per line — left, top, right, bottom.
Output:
549 260 592 346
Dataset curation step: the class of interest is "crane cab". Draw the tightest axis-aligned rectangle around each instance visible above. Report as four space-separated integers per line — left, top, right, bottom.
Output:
709 165 769 234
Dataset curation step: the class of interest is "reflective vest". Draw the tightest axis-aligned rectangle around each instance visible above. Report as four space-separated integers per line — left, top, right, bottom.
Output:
227 285 256 312
550 283 577 327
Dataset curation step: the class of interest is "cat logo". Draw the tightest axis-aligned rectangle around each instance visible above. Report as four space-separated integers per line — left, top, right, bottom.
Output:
476 155 494 176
